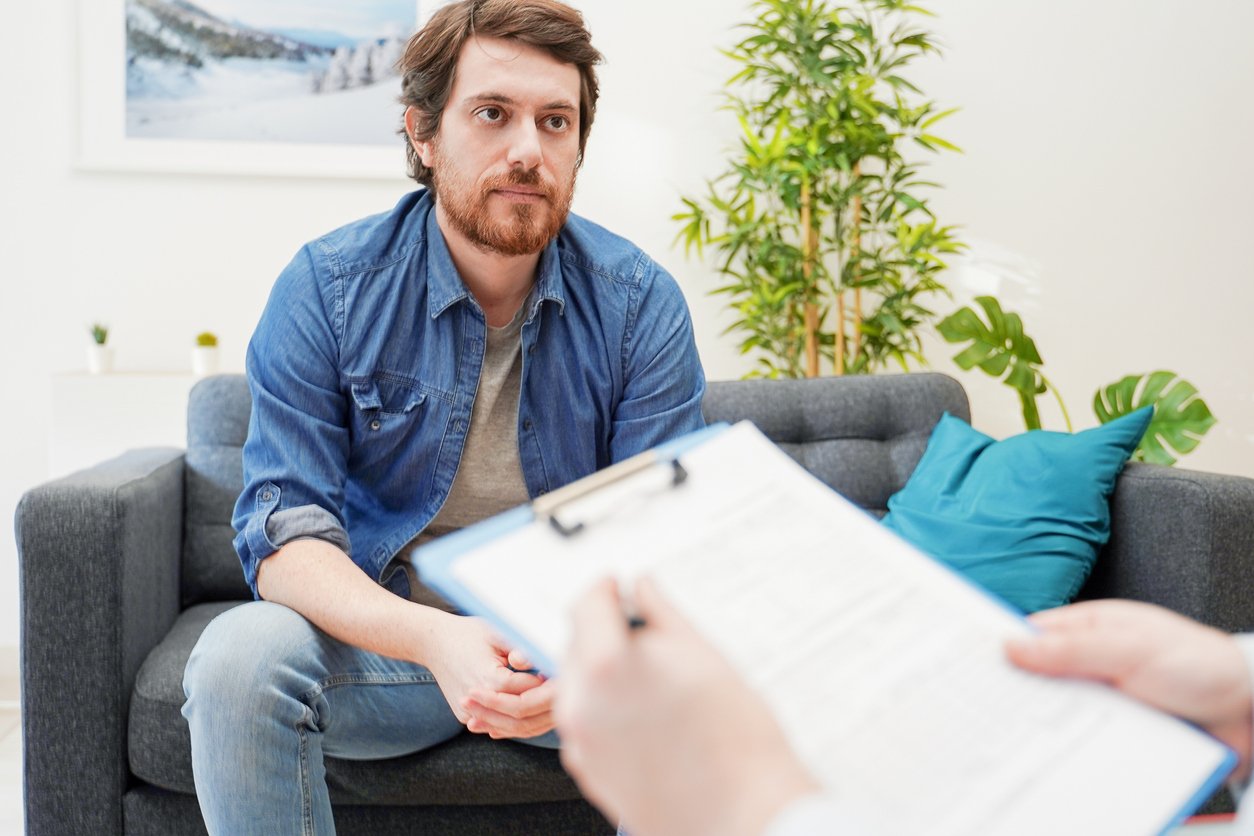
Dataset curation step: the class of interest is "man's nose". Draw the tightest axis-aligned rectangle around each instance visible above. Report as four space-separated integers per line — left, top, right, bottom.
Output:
506 119 543 170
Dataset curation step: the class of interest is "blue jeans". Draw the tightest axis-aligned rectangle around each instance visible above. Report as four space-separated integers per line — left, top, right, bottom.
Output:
182 601 558 835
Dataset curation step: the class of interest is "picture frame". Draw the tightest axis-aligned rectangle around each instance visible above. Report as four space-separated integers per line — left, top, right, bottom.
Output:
75 0 420 180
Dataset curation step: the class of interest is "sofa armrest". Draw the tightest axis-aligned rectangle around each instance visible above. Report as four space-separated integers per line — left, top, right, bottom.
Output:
16 448 186 836
1081 462 1254 632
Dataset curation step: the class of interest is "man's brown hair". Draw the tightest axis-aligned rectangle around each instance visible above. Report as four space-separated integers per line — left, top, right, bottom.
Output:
398 0 603 188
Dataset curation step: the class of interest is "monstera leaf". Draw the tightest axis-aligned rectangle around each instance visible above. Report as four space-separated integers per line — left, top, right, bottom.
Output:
937 296 1047 430
1094 372 1217 466
1094 372 1216 466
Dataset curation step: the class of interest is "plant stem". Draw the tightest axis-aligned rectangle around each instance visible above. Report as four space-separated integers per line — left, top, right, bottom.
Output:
804 303 819 377
835 294 846 375
851 162 863 364
1019 391 1042 431
1042 375 1073 432
801 177 819 378
785 298 799 375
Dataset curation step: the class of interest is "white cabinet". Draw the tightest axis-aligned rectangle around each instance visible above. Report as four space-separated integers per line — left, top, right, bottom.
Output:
49 373 201 479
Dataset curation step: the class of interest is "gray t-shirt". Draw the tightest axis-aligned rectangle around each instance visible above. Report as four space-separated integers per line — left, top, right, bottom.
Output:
399 303 531 610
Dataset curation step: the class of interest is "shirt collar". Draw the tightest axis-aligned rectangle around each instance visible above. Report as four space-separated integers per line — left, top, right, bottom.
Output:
424 195 567 320
528 240 567 321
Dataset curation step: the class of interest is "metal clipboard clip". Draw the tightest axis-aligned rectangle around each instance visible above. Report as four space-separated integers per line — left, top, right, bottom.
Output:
532 450 689 538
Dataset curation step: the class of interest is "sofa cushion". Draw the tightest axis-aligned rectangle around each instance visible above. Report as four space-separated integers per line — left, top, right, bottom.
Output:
129 602 586 805
182 376 253 604
702 373 969 517
882 409 1153 613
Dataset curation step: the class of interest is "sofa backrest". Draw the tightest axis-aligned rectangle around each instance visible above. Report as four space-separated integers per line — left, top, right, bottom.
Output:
180 372 968 602
701 374 968 517
183 375 253 604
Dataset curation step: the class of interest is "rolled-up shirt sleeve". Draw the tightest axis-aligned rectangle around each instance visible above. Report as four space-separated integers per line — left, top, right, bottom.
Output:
265 505 352 555
232 244 352 598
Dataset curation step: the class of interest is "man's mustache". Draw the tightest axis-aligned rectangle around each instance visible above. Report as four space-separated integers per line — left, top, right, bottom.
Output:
482 168 554 200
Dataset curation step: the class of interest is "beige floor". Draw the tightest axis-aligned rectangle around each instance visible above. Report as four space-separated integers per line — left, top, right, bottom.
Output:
0 705 20 836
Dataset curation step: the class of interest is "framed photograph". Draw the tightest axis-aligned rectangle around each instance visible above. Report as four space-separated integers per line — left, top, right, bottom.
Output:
77 0 421 179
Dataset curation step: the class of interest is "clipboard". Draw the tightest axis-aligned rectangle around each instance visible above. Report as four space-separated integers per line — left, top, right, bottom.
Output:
414 422 728 673
413 420 1235 836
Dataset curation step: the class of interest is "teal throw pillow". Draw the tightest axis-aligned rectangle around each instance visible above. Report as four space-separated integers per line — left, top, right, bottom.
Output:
881 408 1153 614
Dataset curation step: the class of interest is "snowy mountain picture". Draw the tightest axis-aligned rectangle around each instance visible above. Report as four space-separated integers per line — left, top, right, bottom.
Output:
126 0 417 146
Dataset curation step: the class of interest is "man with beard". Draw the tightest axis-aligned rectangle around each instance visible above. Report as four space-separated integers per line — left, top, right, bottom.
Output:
180 2 705 832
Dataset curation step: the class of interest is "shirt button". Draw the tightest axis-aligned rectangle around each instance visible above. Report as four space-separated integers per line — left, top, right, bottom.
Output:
528 344 537 355
523 419 533 431
262 491 272 501
369 419 381 431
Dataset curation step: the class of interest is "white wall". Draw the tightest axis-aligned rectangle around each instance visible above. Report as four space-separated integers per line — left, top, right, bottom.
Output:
914 2 1254 462
3 0 1253 649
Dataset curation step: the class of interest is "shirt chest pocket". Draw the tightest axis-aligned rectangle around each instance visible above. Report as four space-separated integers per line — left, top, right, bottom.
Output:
347 375 435 463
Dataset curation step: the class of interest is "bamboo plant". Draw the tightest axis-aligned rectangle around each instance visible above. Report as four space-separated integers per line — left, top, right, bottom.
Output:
678 0 1216 465
676 0 962 378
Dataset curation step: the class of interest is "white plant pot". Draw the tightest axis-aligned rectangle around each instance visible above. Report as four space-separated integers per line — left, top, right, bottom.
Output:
87 344 113 374
191 346 219 376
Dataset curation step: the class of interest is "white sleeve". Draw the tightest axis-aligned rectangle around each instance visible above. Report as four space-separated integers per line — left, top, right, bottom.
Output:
761 793 882 836
1230 634 1254 821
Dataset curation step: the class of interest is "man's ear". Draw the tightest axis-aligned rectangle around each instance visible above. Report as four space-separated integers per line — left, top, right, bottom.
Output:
403 106 434 168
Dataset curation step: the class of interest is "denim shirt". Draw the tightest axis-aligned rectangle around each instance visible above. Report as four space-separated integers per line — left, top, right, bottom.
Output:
232 190 707 598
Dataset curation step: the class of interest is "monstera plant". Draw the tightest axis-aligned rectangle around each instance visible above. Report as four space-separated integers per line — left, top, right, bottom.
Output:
938 297 1217 465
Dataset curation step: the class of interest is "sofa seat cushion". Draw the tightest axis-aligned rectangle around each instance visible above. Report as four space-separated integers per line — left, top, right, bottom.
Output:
129 602 584 805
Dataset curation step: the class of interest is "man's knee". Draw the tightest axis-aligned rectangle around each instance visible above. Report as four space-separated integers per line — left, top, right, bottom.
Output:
183 601 324 717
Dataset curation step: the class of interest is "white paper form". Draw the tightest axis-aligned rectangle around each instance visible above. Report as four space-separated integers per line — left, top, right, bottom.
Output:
425 422 1233 836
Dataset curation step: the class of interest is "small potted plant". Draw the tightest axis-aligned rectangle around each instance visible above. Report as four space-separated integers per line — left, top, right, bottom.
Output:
87 323 112 374
192 331 219 376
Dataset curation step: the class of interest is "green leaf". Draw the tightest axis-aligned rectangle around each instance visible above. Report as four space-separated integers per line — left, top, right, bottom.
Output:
919 107 960 130
938 297 1046 429
917 133 962 153
1093 371 1217 466
895 192 925 212
884 75 922 95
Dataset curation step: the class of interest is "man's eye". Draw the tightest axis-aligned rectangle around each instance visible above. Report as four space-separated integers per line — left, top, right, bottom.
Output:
476 107 504 123
544 115 570 131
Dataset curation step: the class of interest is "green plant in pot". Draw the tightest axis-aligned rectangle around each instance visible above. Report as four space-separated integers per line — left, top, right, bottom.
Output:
675 0 962 378
192 330 219 376
87 322 113 374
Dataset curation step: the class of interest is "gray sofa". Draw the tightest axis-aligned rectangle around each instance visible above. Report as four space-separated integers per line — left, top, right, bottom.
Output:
17 372 1254 834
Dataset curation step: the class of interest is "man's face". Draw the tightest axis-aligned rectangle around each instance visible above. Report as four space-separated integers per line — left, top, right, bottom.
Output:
417 36 583 257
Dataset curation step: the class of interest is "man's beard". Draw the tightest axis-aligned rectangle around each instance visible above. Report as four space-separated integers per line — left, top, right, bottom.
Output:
431 149 575 257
